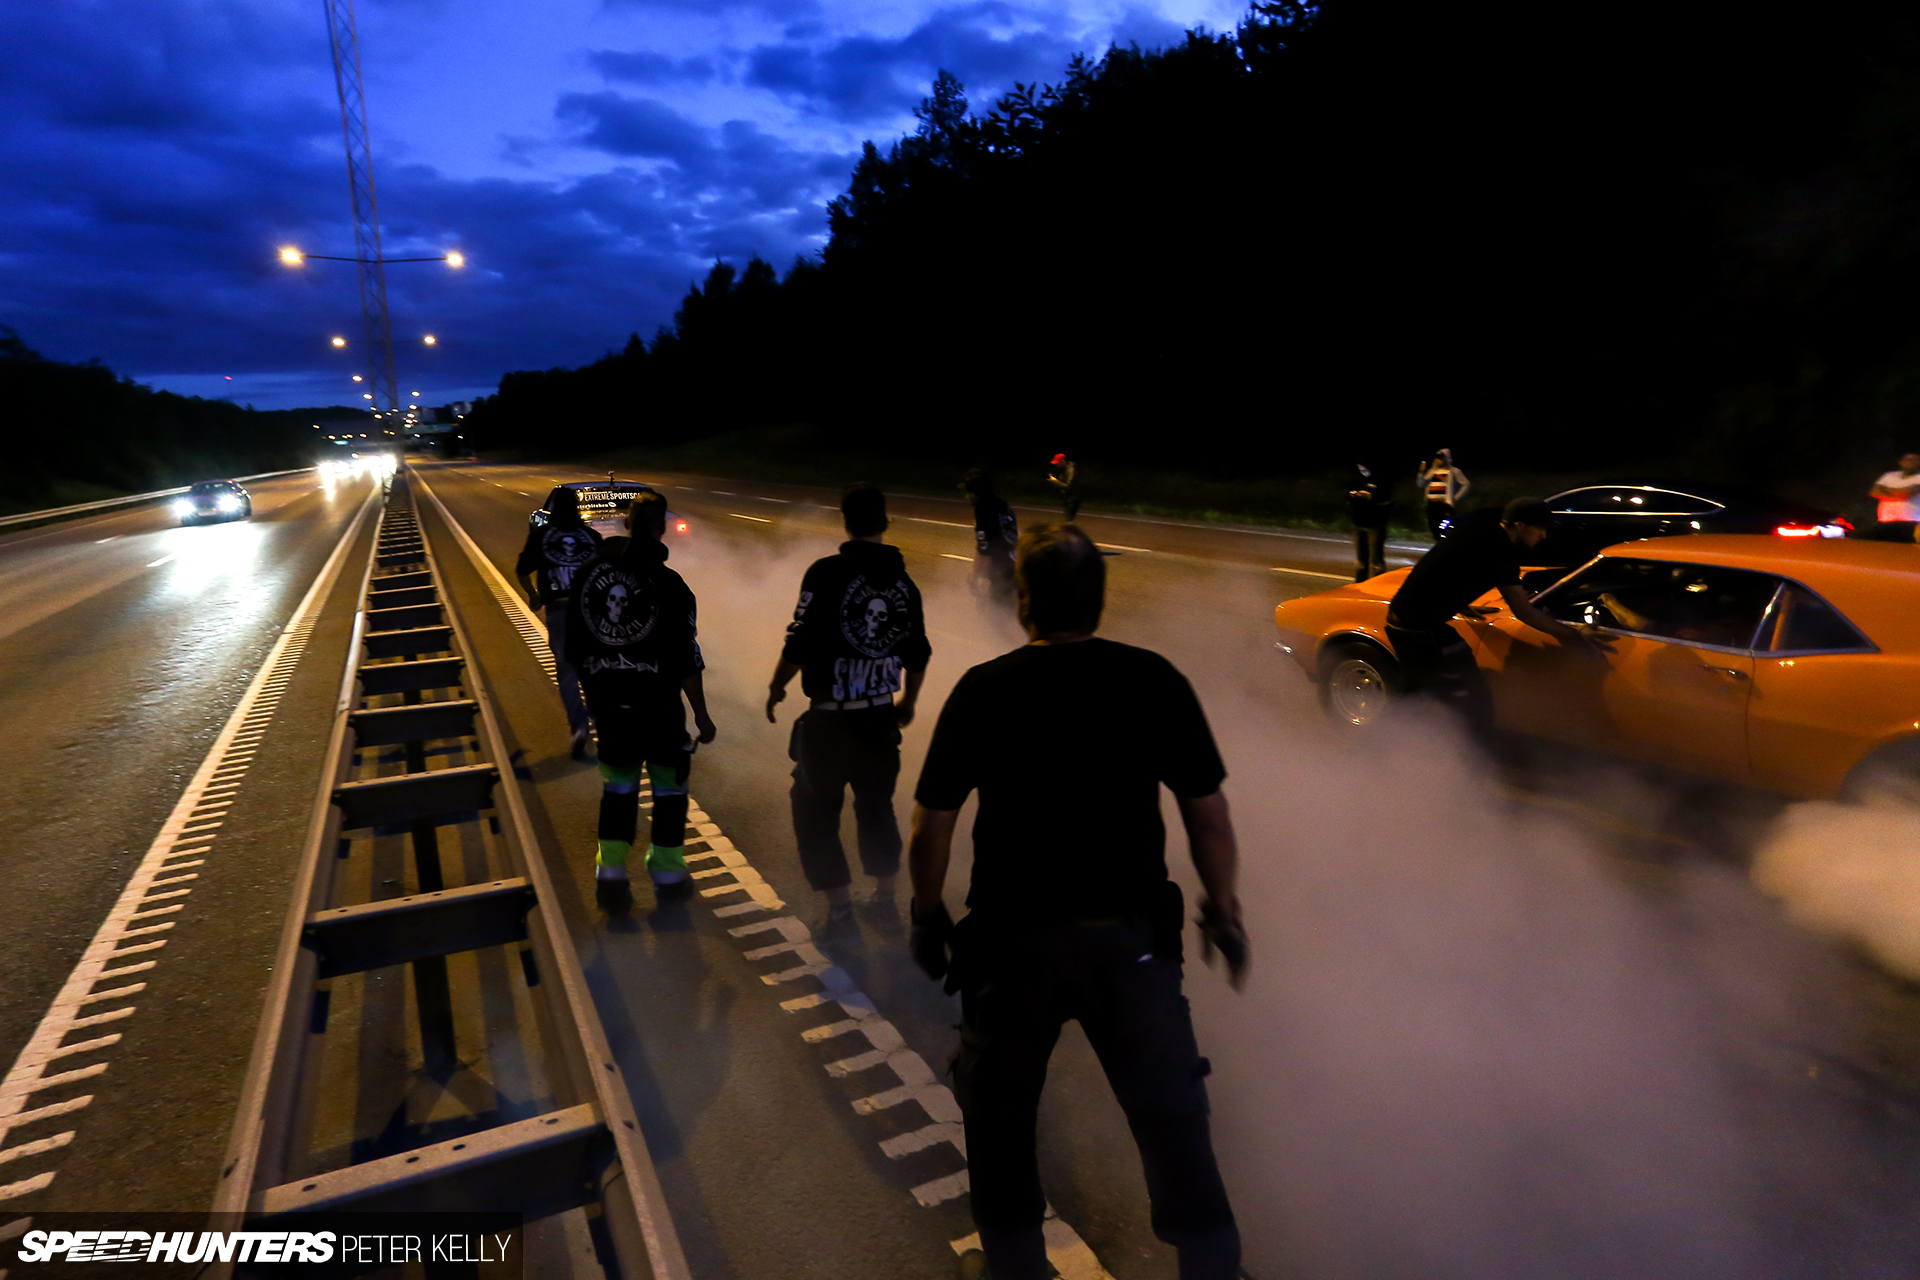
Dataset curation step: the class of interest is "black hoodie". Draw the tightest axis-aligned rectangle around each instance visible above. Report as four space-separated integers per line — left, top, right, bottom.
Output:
563 536 703 711
780 540 932 703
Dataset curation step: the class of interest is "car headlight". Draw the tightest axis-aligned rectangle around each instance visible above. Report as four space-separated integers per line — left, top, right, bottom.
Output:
172 499 194 515
217 495 242 512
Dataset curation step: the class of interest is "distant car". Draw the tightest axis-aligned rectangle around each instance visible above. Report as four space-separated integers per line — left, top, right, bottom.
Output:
173 480 251 525
1272 535 1920 799
530 477 688 538
1534 481 1850 566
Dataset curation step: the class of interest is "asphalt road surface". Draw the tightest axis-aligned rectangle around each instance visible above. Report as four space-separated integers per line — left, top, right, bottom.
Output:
6 458 1920 1280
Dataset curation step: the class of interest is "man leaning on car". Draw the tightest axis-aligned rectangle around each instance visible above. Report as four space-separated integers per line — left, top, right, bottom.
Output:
1385 498 1609 739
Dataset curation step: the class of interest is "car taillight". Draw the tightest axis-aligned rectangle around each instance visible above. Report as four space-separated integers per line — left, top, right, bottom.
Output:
674 520 688 534
1775 524 1820 537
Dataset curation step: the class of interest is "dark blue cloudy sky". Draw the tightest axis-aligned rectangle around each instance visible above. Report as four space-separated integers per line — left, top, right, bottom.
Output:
0 0 1240 410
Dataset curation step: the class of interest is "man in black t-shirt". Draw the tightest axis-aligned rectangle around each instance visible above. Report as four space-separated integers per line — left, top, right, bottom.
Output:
907 524 1248 1280
515 488 604 758
1385 498 1603 737
564 491 717 911
765 484 932 932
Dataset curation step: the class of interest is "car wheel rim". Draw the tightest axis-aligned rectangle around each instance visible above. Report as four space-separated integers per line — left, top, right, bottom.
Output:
1328 657 1387 726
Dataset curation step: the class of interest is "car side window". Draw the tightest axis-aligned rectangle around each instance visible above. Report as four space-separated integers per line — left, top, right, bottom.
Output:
1760 584 1874 654
1536 560 1780 649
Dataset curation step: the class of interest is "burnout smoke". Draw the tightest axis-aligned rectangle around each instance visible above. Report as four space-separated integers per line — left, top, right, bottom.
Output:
1754 798 1920 983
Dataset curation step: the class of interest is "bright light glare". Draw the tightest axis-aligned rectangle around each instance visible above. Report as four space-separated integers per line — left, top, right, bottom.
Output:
352 375 363 382
423 335 437 345
362 393 374 400
331 336 346 348
411 390 421 397
278 246 303 266
171 498 193 515
445 251 465 268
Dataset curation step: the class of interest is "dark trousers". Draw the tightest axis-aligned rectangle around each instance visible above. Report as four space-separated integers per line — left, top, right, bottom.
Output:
953 920 1239 1280
1063 497 1082 523
1385 620 1493 741
1425 501 1454 540
1353 522 1388 580
543 607 590 734
582 677 692 861
789 708 901 891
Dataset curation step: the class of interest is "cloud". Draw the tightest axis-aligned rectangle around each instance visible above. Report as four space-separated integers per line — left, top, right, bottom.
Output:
744 2 1080 122
588 50 720 86
601 0 821 18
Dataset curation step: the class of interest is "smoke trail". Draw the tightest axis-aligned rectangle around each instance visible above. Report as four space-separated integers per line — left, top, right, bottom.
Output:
1754 799 1920 982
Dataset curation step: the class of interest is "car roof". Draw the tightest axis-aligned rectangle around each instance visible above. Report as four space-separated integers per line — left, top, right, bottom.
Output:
1602 534 1920 649
1547 480 1838 517
552 481 654 496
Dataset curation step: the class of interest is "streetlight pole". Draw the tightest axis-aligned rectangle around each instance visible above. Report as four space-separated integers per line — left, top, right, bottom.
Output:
321 0 399 417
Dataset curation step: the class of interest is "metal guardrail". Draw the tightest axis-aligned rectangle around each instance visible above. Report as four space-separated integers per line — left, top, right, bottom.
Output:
0 467 315 531
211 472 688 1278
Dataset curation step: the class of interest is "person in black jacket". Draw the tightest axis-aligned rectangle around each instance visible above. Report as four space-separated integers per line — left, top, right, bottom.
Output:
565 490 717 912
515 488 603 758
766 484 932 933
1348 460 1394 581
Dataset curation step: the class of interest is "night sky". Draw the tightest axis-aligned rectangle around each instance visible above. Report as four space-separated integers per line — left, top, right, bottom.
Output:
2 0 1241 410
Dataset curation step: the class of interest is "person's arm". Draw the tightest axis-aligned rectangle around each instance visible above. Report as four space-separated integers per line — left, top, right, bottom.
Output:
515 570 540 611
1497 583 1610 651
908 804 957 909
897 667 926 726
1177 791 1249 990
1452 467 1471 503
1871 482 1898 500
682 671 717 743
766 659 800 723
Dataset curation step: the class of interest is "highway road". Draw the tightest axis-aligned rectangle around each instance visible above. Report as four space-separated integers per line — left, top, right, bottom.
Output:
0 468 381 1210
4 457 1920 1280
414 460 1920 1280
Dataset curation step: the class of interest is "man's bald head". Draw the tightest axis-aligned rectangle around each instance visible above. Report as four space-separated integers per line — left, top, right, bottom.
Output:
1016 524 1104 636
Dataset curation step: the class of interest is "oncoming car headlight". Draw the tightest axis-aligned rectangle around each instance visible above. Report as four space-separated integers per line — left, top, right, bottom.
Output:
217 494 243 512
172 498 194 515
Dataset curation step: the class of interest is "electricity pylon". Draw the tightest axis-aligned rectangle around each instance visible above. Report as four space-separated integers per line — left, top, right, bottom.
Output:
322 0 399 417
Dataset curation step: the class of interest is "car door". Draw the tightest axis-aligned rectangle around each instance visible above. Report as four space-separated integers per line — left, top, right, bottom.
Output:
1467 558 1778 781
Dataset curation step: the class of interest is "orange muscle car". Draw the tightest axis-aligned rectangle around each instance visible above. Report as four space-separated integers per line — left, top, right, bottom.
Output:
1272 536 1920 798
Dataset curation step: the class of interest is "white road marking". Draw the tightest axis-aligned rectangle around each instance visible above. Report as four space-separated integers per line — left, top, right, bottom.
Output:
729 513 772 524
941 554 971 562
0 487 378 1202
146 554 176 568
94 536 119 544
1096 543 1150 553
904 517 971 529
418 471 1114 1272
1271 566 1349 579
710 490 735 496
753 496 790 504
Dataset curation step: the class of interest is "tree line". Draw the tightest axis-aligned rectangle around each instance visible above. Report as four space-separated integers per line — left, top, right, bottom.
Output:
0 329 357 509
470 0 1920 490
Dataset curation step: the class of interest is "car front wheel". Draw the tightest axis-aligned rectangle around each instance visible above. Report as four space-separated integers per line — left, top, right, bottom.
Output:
1317 640 1399 727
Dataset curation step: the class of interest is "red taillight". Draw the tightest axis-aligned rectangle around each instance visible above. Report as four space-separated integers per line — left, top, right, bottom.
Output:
675 520 688 533
1775 524 1820 537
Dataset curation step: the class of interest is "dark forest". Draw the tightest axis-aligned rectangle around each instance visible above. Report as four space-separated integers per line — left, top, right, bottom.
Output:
469 0 1920 489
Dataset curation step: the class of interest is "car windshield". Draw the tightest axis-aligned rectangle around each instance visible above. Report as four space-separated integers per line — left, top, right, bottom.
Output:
190 482 227 494
1536 558 1781 649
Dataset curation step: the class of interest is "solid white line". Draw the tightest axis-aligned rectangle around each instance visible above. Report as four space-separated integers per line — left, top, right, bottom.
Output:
146 554 175 568
0 484 378 1199
729 513 772 524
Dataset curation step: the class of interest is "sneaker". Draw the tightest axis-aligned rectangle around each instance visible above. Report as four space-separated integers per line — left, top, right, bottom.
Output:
569 728 592 761
594 866 632 913
815 899 857 938
857 892 903 932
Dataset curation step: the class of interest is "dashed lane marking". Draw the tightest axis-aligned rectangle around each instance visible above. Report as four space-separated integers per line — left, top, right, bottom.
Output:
413 471 1115 1278
941 554 971 562
1271 566 1349 579
146 554 176 568
709 490 735 496
1095 543 1150 554
729 513 773 524
753 496 790 504
0 487 379 1203
94 536 119 544
904 517 972 529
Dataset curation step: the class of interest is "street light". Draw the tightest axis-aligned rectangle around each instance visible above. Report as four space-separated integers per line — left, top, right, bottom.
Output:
352 374 363 382
446 251 465 268
422 335 437 345
331 336 347 348
363 393 374 400
279 246 304 266
411 390 421 397
277 245 464 268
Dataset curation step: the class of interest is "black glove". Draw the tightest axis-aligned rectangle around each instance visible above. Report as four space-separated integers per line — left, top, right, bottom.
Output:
909 898 954 983
1197 898 1249 988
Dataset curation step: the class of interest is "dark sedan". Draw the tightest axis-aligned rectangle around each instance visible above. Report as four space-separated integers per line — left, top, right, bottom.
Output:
530 476 687 538
1534 481 1849 566
171 480 252 526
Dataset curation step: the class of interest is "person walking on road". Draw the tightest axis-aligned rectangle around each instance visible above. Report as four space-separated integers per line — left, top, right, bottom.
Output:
1348 460 1394 581
906 523 1249 1280
964 470 1018 599
1047 453 1081 522
1385 498 1606 741
766 484 931 934
1868 452 1920 538
515 488 603 759
564 490 717 912
1417 448 1470 540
